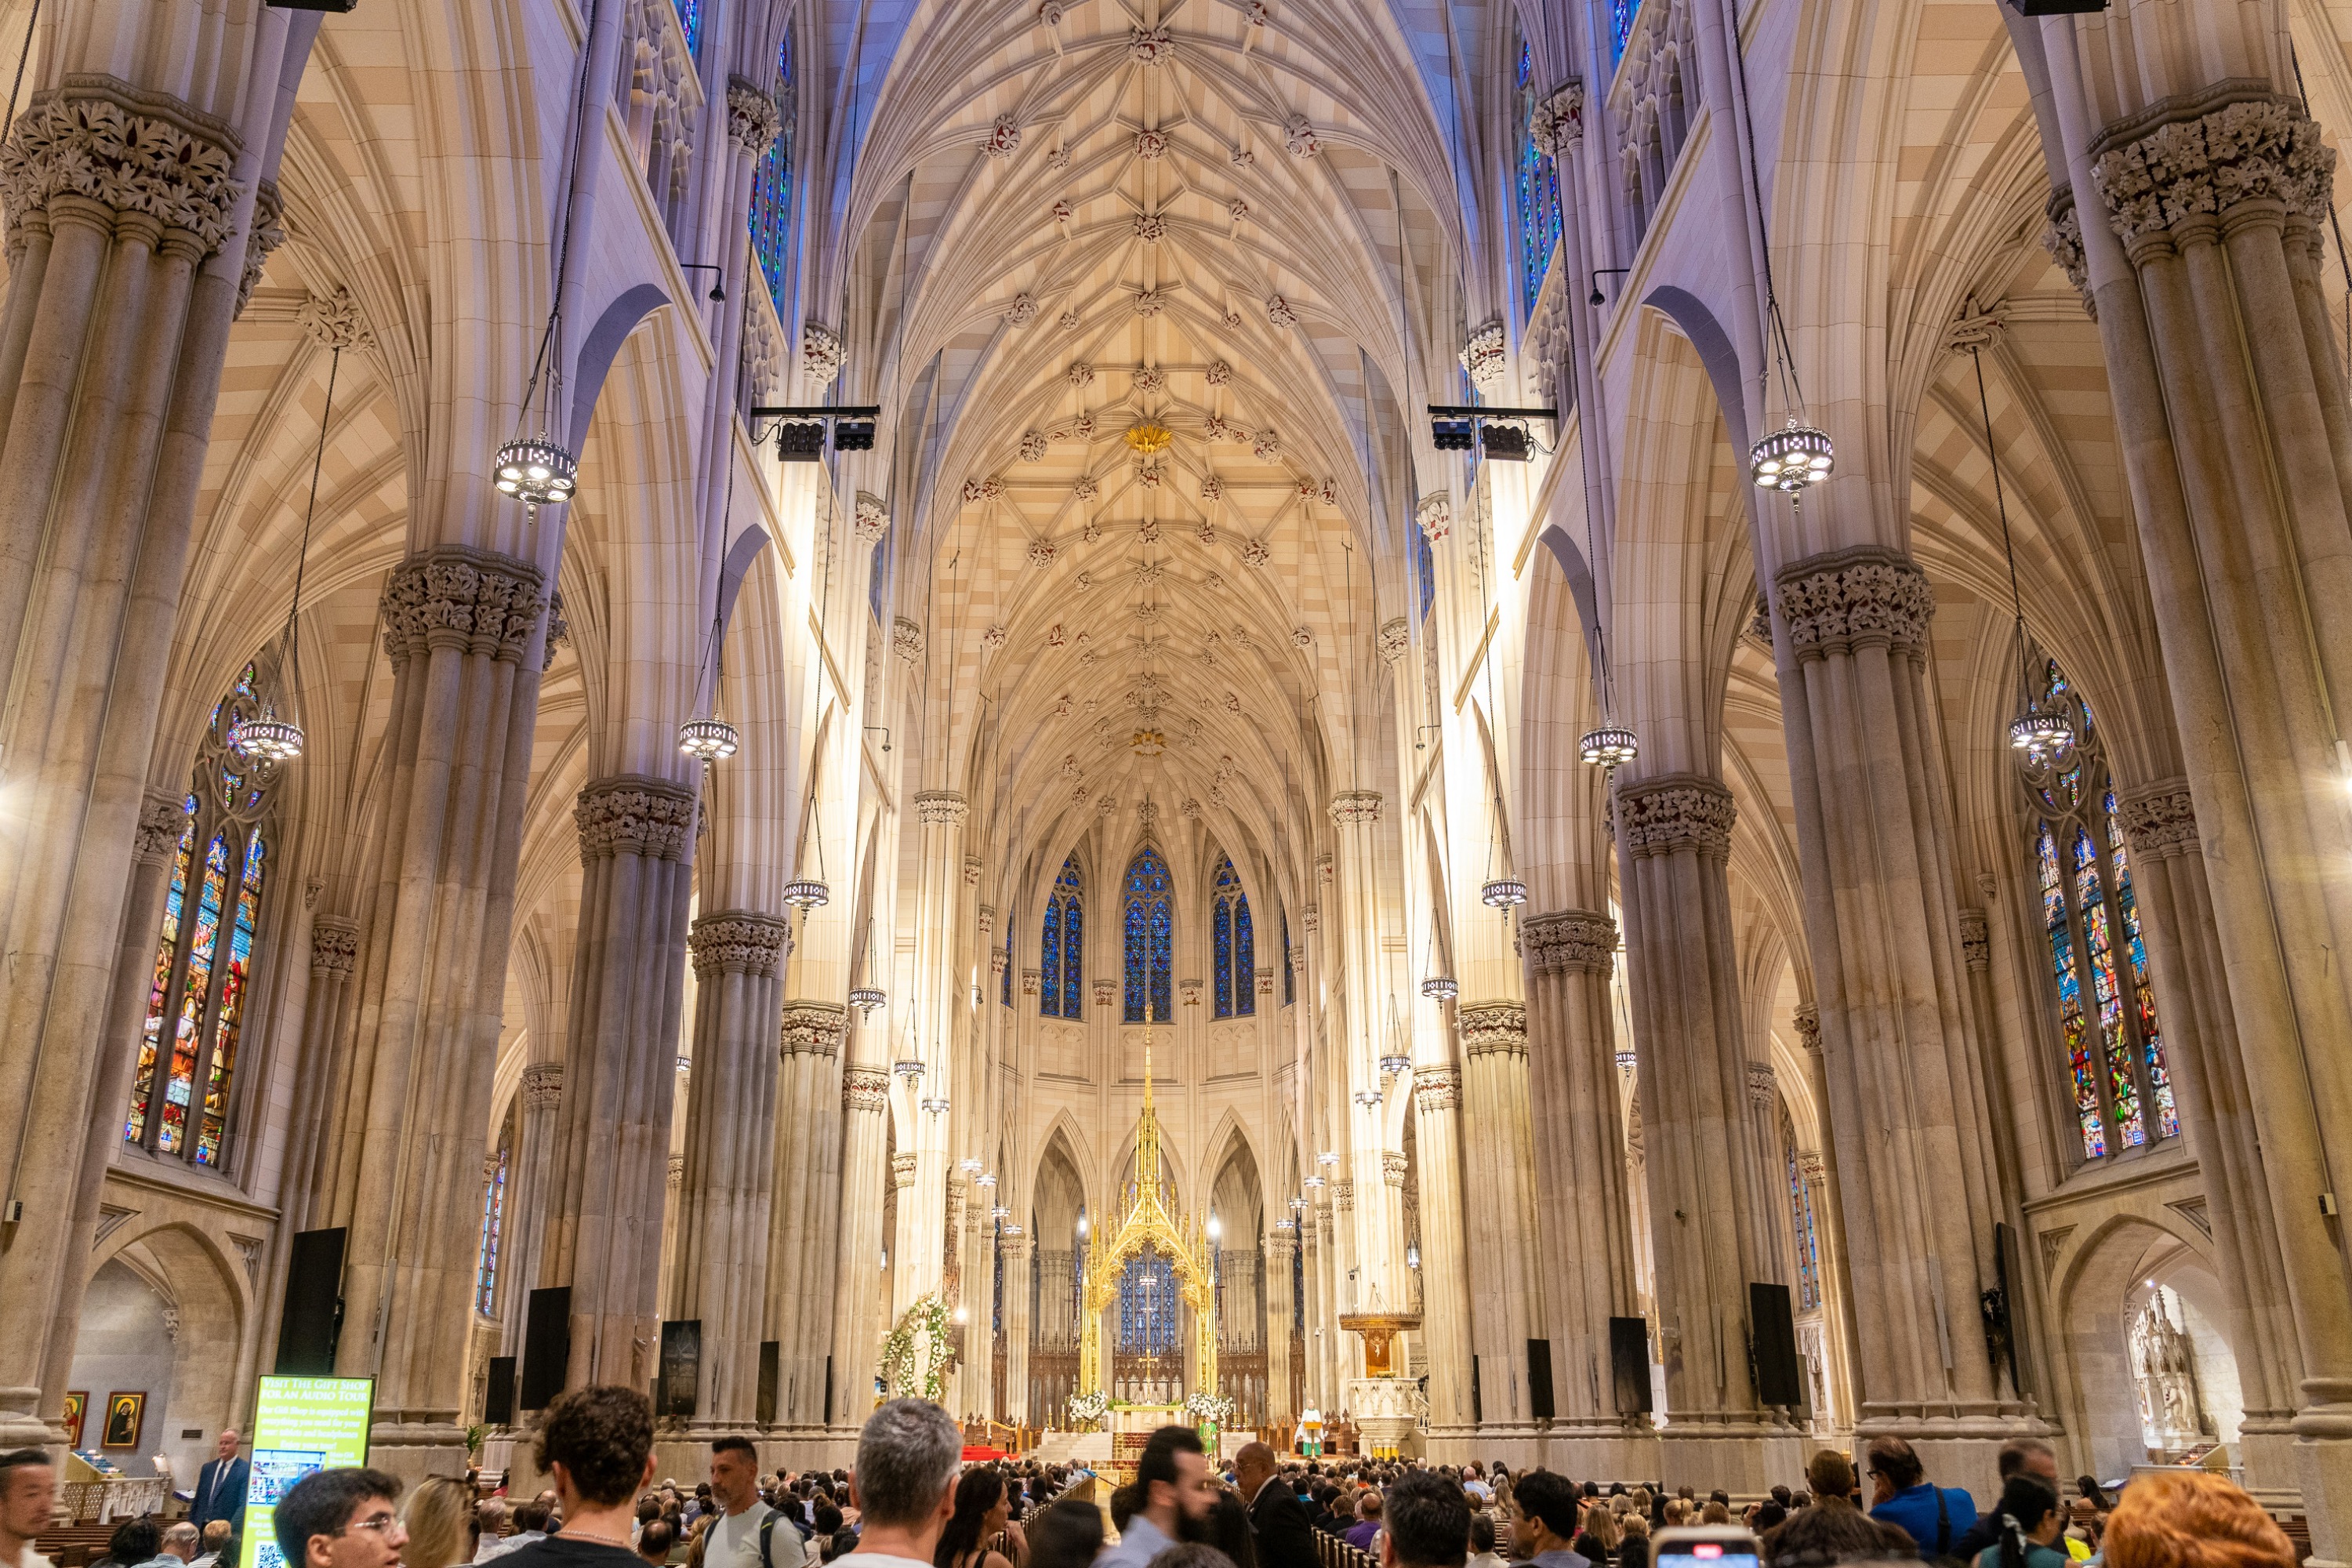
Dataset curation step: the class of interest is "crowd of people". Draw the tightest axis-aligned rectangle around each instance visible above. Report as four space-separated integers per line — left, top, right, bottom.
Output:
0 1394 2309 1568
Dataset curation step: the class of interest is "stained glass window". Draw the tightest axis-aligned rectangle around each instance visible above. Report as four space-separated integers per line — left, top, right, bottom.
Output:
1783 1108 1820 1312
2016 654 2177 1163
1123 847 1174 1023
1116 1249 1181 1356
1210 854 1254 1018
125 662 282 1170
1608 0 1633 63
1282 910 1295 1007
1515 38 1565 314
1041 855 1083 1018
747 36 795 311
477 1136 508 1316
1415 523 1436 623
677 0 702 59
1003 932 1014 1007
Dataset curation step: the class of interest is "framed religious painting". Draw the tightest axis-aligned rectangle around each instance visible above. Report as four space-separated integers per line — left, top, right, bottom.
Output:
62 1392 87 1449
101 1392 144 1450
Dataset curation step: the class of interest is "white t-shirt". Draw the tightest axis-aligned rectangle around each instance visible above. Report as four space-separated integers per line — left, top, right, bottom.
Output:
709 1506 809 1568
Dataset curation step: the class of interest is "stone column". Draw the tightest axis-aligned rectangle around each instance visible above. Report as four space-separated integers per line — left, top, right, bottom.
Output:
1263 1232 1297 1424
1001 1232 1033 1425
828 1061 892 1425
1614 774 1795 1490
310 547 548 1477
669 913 791 1430
1789 1008 1857 1438
771 1001 848 1428
1327 792 1402 1325
38 794 195 1404
898 793 967 1317
1744 1062 1784 1279
1406 1067 1472 1440
1454 1005 1541 1431
2112 786 2301 1490
1522 909 1653 1473
538 775 700 1392
2032 63 2352 1543
1767 549 2024 1475
499 1062 565 1370
0 49 310 1444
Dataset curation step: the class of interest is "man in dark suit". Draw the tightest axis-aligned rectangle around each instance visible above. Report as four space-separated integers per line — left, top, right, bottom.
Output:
191 1430 249 1535
1236 1443 1317 1568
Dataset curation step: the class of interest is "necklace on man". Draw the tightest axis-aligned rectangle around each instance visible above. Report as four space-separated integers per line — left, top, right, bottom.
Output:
561 1528 633 1548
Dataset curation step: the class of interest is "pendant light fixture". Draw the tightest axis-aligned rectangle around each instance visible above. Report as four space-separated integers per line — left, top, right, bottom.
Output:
234 345 344 764
782 793 830 909
678 612 741 761
1970 340 2074 760
1377 998 1411 1076
849 917 887 1015
920 1094 951 1116
1352 1087 1383 1109
1730 13 1832 496
1417 914 1457 1001
960 1157 985 1176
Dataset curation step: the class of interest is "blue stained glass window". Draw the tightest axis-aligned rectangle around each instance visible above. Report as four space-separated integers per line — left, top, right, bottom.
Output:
1609 0 1633 64
677 0 702 59
1210 855 1254 1018
1117 1249 1181 1356
1003 933 1014 1007
1416 521 1436 622
477 1138 507 1316
747 36 795 311
1282 910 1294 1006
1515 38 1565 314
1123 848 1174 1022
1042 854 1083 1018
1784 1111 1820 1312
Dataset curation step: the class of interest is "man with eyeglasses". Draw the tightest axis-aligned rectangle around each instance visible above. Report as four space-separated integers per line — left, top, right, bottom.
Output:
274 1469 408 1568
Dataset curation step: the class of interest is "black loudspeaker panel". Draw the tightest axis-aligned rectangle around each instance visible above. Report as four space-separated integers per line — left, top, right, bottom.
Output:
485 1358 517 1426
1608 1316 1653 1414
519 1287 573 1412
1749 1282 1804 1407
1526 1339 1557 1421
275 1228 347 1374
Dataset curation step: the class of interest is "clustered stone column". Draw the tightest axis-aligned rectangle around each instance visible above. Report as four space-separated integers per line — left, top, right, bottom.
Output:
1406 1065 1472 1435
1787 1007 1857 1432
1261 1230 1298 1423
1767 548 2022 1472
2112 785 2300 1485
828 1058 893 1426
769 1000 848 1428
667 912 791 1429
499 1062 565 1363
898 793 967 1317
310 546 548 1474
539 775 699 1391
0 53 309 1444
1455 1004 1541 1428
1000 1231 1033 1425
1613 775 1782 1451
1521 909 1649 1468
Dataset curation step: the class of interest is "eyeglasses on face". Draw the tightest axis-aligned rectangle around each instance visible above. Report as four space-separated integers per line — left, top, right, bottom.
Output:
341 1514 404 1538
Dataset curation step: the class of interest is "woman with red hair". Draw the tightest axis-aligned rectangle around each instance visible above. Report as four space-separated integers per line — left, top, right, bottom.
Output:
2103 1472 2294 1568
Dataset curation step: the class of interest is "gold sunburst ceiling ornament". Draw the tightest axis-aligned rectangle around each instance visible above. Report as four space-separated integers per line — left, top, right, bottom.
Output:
1125 421 1174 454
1131 728 1167 757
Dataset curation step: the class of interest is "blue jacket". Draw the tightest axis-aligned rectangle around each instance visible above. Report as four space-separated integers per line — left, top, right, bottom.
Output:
191 1457 250 1531
1872 1483 1978 1560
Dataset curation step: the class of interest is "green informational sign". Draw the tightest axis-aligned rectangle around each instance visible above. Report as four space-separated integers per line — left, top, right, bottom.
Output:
238 1376 376 1568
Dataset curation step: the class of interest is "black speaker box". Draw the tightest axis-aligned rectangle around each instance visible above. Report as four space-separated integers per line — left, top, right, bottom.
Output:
519 1287 572 1412
1608 1316 1653 1414
1750 1282 1803 1407
1526 1339 1556 1421
275 1228 347 1374
485 1358 517 1425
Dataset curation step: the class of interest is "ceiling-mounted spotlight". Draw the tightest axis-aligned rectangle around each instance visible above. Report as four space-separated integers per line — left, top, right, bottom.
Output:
1480 423 1530 463
680 263 727 302
750 405 884 461
1428 404 1557 456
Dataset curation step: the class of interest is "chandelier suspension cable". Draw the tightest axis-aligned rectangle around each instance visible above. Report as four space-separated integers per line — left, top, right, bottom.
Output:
232 345 342 763
1969 338 2071 759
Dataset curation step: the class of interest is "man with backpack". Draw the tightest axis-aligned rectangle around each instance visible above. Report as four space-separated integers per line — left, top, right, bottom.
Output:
710 1437 807 1568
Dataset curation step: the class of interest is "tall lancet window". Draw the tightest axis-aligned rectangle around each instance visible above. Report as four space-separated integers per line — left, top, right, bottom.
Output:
1123 847 1174 1023
126 662 282 1168
747 34 795 310
1782 1105 1820 1312
1041 854 1084 1018
2017 655 2179 1162
1515 36 1564 312
1211 854 1254 1018
477 1109 512 1316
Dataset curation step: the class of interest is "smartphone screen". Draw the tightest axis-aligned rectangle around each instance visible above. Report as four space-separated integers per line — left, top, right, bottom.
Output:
1655 1553 1761 1568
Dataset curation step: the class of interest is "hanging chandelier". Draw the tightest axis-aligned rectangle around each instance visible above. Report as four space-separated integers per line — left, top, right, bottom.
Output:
1303 1174 1327 1190
1968 339 2074 762
494 434 579 507
782 794 830 909
850 919 887 1014
1748 421 1834 492
920 1095 950 1116
1001 1221 1025 1237
1378 1051 1410 1076
960 1157 984 1176
1580 724 1639 769
989 1203 1011 1221
976 1171 998 1188
1419 975 1458 1001
1480 877 1527 909
892 1056 925 1080
678 716 739 761
234 345 347 765
1353 1087 1383 1108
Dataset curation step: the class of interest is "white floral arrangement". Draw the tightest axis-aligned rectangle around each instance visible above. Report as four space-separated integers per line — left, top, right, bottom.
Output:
1184 1391 1236 1425
1068 1388 1112 1427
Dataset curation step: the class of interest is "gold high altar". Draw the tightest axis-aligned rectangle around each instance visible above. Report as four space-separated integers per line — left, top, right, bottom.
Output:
1075 1007 1219 1414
